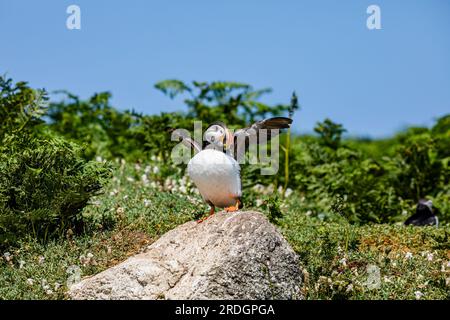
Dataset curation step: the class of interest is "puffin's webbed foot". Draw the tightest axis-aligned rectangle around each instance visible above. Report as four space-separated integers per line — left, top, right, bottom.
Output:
225 199 241 213
197 206 215 223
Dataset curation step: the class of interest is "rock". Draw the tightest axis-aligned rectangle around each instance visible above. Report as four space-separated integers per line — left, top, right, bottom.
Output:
68 211 303 300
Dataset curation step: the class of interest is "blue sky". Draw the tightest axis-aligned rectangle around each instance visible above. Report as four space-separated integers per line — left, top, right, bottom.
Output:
1 0 449 137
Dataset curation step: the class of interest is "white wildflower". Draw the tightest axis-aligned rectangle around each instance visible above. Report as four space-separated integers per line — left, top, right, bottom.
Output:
110 189 119 196
179 176 188 187
405 252 413 260
153 166 160 174
339 258 347 267
126 177 135 183
141 174 149 185
46 289 53 295
427 253 434 261
345 284 353 293
26 278 34 286
134 163 141 171
3 252 12 262
252 184 265 193
255 199 264 207
79 253 93 266
143 199 151 207
123 195 129 200
54 282 61 291
95 156 103 162
144 165 151 174
414 291 424 300
38 256 45 264
41 279 50 290
284 188 293 198
179 185 187 194
19 260 25 269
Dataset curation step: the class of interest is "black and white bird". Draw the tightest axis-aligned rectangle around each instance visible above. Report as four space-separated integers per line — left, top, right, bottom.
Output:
404 199 439 227
176 117 292 222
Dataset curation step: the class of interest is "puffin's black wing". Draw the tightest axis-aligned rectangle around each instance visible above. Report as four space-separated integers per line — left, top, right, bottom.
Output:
404 201 438 227
404 214 438 227
232 117 293 159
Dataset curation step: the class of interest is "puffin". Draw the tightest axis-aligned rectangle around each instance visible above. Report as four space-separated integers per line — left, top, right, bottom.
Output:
177 117 292 222
404 199 439 227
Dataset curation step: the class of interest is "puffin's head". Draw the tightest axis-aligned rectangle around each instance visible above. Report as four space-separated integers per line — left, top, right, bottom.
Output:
204 122 228 148
417 199 433 215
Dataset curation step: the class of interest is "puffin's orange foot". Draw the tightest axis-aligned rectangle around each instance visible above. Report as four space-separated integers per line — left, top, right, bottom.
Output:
197 206 216 223
225 206 239 212
225 205 239 212
197 214 213 223
225 199 241 213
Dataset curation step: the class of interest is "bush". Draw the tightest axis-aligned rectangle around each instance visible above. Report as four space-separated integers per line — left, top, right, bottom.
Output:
47 92 143 161
0 76 47 139
0 133 112 246
287 117 449 224
154 80 289 126
0 77 112 247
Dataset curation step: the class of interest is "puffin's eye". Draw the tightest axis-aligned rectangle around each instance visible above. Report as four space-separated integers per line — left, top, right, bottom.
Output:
210 136 215 142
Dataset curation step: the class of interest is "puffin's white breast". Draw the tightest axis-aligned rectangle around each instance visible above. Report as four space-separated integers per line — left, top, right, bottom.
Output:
187 149 241 208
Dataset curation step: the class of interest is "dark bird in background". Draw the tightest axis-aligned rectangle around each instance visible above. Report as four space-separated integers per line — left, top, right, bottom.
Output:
404 199 439 227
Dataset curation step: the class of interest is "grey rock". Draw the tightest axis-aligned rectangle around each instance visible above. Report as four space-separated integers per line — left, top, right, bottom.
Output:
68 211 303 300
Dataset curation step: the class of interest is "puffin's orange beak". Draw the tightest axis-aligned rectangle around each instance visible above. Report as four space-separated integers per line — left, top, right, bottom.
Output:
223 129 232 148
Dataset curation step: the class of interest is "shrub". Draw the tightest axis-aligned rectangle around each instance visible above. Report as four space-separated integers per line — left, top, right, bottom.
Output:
47 92 143 161
390 132 444 201
0 76 47 139
0 77 112 247
155 80 289 126
0 133 112 246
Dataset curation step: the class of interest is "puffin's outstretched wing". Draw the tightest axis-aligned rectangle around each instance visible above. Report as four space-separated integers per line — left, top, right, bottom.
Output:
171 129 202 154
232 117 293 159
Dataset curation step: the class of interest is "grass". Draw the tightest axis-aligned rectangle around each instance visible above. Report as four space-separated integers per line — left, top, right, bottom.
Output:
279 199 450 299
1 161 449 300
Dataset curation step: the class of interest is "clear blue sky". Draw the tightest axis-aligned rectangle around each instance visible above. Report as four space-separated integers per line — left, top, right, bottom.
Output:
1 0 449 137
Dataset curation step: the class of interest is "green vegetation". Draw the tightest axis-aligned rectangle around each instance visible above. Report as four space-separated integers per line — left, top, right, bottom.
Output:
0 76 449 299
0 78 111 248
